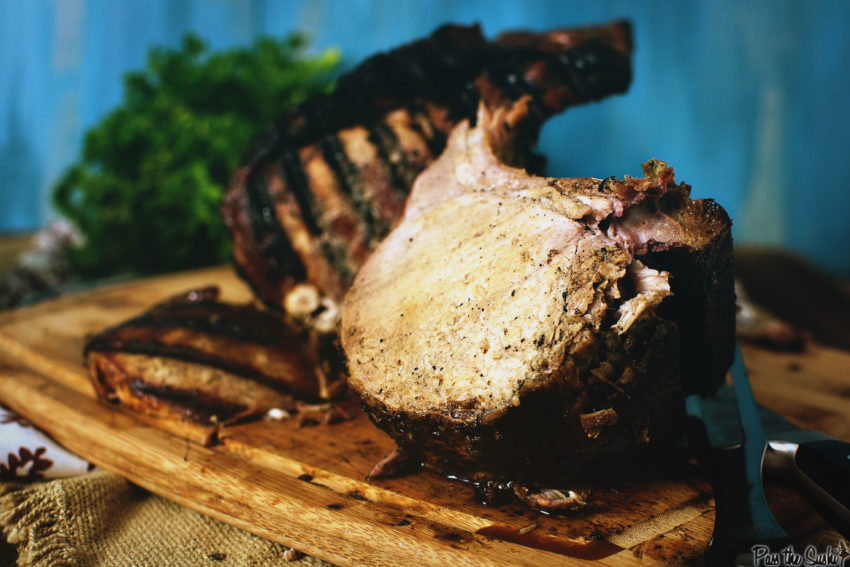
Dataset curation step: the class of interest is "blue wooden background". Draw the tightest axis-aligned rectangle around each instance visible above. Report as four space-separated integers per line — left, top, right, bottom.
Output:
2 0 849 275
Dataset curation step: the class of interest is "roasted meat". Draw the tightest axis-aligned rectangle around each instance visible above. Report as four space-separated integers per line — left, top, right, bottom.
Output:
85 287 345 432
223 21 633 310
341 102 734 483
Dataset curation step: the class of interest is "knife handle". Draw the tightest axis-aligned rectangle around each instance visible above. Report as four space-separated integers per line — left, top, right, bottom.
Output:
703 444 792 567
766 438 850 539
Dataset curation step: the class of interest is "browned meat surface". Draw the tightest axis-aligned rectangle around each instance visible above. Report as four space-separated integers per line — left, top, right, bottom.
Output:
88 352 297 426
222 21 633 310
341 102 734 483
85 287 345 431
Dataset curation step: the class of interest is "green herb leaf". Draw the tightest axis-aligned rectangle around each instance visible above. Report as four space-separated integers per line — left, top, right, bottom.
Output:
53 33 340 278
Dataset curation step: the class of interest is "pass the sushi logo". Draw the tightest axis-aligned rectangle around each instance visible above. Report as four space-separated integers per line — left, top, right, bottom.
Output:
752 541 849 566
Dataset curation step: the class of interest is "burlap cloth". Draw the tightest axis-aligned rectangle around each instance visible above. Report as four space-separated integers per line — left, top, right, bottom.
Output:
0 470 335 567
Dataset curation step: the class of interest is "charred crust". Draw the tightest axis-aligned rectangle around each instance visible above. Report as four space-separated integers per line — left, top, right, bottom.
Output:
243 167 307 287
226 22 636 307
221 172 289 309
126 378 250 424
368 122 421 202
406 101 448 158
89 353 249 425
635 199 734 395
84 290 347 411
358 317 681 482
84 293 301 351
87 339 320 402
279 147 322 236
319 134 389 244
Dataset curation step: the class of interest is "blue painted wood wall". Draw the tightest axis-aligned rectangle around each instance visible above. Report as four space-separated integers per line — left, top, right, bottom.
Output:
2 0 849 274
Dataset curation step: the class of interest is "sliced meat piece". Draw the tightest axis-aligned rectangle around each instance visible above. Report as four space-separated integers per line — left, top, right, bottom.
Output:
223 21 633 310
85 287 345 435
341 102 734 482
88 352 296 426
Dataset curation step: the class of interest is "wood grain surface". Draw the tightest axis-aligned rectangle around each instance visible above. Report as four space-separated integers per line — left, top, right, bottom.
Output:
0 266 847 566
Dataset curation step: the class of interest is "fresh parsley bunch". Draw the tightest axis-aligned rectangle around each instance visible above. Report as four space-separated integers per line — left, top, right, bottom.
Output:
53 34 340 278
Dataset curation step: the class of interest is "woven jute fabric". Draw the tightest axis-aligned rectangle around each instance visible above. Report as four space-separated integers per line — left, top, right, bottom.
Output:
0 470 334 567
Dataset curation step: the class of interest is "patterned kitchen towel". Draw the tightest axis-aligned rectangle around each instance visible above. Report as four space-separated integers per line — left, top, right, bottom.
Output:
1 405 93 481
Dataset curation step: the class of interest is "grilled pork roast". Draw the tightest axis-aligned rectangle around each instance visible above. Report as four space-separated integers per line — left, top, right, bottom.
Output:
85 21 634 442
342 102 734 483
223 21 633 310
86 287 345 434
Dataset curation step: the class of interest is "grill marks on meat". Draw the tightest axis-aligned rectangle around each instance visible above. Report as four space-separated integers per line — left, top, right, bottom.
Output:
85 287 344 432
223 21 633 309
228 169 307 304
341 103 734 482
89 353 294 430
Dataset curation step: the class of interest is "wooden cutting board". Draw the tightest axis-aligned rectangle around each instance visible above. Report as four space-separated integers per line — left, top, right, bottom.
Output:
0 266 847 566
